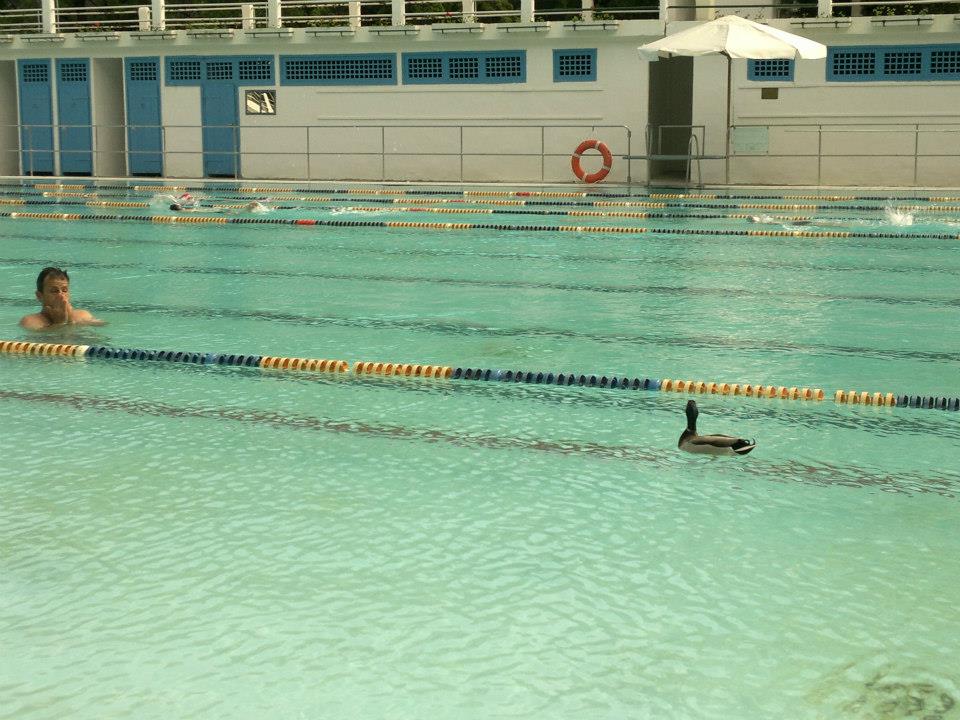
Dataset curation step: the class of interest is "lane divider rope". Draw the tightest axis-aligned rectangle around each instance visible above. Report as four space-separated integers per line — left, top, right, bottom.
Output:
3 210 959 241
0 196 841 223
2 340 958 411
5 184 960 214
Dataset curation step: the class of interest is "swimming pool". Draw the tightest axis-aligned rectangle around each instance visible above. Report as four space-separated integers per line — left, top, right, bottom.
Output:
1 182 959 720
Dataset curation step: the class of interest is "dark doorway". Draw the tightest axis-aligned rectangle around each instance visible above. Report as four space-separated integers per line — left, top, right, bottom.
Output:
647 56 693 183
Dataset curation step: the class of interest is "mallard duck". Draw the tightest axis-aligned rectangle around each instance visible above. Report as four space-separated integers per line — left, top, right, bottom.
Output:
678 400 755 456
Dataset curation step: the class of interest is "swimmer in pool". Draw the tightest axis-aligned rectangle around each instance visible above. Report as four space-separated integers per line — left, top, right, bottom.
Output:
748 214 853 227
19 266 104 330
168 192 203 212
169 199 271 213
243 200 271 213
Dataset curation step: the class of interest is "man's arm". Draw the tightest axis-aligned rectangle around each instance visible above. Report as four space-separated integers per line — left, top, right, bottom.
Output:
71 309 106 327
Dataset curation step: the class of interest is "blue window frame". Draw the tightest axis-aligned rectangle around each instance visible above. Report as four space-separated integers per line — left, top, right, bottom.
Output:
828 44 960 81
747 59 793 81
165 56 274 86
402 51 525 84
280 54 396 86
553 49 597 82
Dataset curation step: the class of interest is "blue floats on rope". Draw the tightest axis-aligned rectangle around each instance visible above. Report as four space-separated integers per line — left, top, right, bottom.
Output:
450 367 662 391
84 345 261 367
894 394 960 410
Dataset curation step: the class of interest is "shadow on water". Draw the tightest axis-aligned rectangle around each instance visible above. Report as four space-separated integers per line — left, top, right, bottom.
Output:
1 383 958 499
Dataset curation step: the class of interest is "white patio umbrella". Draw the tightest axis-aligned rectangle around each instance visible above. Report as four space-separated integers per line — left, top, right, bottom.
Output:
638 15 826 183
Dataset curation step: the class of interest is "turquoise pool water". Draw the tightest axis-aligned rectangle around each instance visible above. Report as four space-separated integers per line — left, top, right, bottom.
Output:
1 184 959 720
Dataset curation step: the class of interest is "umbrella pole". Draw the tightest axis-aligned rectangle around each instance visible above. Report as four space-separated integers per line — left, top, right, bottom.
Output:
725 55 731 186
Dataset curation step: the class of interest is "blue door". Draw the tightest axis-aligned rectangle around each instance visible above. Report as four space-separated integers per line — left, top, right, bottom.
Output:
201 60 238 177
56 59 92 175
17 59 54 175
125 57 163 175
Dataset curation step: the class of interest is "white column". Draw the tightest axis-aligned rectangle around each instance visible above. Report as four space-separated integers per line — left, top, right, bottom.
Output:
241 3 255 29
580 0 593 22
658 0 668 22
151 0 166 30
521 0 533 23
137 6 151 31
392 0 406 26
267 0 282 28
348 0 361 28
817 0 832 17
41 0 56 34
462 0 475 23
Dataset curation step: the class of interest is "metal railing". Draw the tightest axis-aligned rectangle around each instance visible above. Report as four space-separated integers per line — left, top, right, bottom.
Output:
9 121 960 185
7 122 633 183
731 122 960 186
1 0 957 35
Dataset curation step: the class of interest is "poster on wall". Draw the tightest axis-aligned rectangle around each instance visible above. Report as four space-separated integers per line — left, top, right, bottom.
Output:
731 127 768 154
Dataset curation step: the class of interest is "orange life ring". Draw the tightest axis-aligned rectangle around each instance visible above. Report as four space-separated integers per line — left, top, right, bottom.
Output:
571 139 612 183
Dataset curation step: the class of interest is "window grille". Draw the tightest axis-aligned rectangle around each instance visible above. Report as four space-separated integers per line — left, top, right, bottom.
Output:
555 50 596 81
831 51 875 77
206 61 234 81
169 60 201 81
59 63 87 83
930 49 960 75
129 62 157 81
449 56 480 79
407 56 443 79
748 59 793 81
22 63 49 83
239 59 273 82
485 54 522 78
402 52 525 84
883 51 922 76
282 56 395 84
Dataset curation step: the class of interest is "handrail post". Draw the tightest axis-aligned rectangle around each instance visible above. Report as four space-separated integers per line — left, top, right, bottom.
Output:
267 0 282 28
151 0 165 30
348 0 361 28
462 0 475 23
914 123 919 186
817 124 822 185
541 125 545 183
817 0 832 17
305 126 311 181
41 0 56 34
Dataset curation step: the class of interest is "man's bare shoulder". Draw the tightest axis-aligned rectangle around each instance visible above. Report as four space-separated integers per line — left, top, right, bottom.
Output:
71 309 105 326
19 312 50 330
